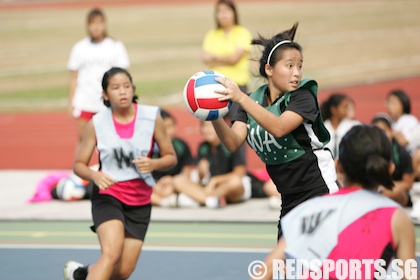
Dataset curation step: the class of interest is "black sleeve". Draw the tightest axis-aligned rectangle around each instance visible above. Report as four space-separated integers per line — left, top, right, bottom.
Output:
285 88 318 123
177 139 194 167
231 104 248 124
231 143 246 168
197 142 209 162
398 146 414 174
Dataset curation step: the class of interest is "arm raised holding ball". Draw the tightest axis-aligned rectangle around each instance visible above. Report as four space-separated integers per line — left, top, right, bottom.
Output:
207 22 339 241
213 76 304 153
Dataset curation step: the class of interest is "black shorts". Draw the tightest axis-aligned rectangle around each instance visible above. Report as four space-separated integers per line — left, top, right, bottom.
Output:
90 185 151 241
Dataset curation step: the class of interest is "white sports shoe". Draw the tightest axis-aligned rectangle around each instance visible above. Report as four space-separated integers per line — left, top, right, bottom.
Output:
177 193 200 208
159 193 178 208
64 260 83 280
204 196 226 209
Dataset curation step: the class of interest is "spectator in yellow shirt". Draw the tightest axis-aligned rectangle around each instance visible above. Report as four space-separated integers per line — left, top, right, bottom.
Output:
202 0 252 119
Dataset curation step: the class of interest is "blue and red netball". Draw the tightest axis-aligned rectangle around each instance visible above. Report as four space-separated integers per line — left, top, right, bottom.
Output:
183 70 232 121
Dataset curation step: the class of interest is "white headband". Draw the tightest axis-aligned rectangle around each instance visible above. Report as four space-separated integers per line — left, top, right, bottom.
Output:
266 40 291 65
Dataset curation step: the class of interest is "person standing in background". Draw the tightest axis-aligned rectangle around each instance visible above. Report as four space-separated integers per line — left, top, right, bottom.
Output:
68 8 130 143
202 0 252 119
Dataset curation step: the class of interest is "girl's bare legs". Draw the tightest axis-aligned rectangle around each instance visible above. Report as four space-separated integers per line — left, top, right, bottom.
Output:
173 174 208 205
212 175 244 203
111 236 143 280
86 220 125 280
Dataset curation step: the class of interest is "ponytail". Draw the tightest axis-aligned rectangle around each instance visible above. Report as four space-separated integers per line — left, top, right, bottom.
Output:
363 154 394 190
251 22 301 78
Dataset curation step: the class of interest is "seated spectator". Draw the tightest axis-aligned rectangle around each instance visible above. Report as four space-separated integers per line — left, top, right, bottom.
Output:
248 169 282 209
385 89 420 154
372 113 414 206
413 149 420 180
150 109 195 207
173 121 250 208
321 93 360 159
387 90 420 221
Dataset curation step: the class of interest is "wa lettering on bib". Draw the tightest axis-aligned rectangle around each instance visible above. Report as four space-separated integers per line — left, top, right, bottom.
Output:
93 104 158 185
246 79 329 165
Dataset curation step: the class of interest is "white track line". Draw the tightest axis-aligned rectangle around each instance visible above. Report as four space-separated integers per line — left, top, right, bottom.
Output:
0 244 419 257
0 243 270 253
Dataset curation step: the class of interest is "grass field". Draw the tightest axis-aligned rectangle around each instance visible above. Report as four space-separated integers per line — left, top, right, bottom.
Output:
1 0 420 112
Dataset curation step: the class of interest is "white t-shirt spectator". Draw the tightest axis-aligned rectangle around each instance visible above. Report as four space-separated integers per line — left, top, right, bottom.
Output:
68 37 130 113
393 114 420 153
324 118 360 158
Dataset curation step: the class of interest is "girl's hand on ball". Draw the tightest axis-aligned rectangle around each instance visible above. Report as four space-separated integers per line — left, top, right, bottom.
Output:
215 76 243 103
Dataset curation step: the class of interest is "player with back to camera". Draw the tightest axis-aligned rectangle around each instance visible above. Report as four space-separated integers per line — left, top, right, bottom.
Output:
68 8 130 144
255 125 417 280
211 22 339 238
63 67 176 280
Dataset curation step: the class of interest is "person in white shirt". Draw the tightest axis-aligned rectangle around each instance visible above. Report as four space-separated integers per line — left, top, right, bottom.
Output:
320 93 360 159
386 89 420 222
386 89 420 154
68 8 130 142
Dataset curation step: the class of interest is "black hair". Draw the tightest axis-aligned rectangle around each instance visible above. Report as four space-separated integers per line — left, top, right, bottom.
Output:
320 93 348 121
371 113 393 129
339 125 394 190
215 0 239 28
388 89 411 114
87 8 105 23
251 22 302 78
101 67 138 108
160 109 176 124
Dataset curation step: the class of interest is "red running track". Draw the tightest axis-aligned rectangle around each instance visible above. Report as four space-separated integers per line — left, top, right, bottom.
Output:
1 75 419 170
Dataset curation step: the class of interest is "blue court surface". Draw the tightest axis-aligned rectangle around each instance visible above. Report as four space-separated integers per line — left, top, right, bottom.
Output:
0 245 268 280
0 219 419 280
0 245 419 280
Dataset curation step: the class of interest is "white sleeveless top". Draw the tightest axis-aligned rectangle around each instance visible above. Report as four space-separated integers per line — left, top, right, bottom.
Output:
281 189 399 272
93 104 158 185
